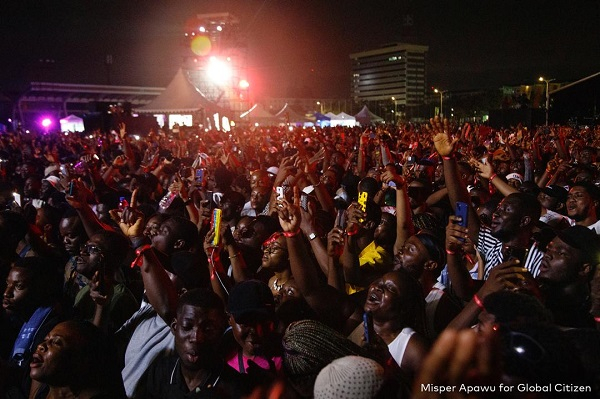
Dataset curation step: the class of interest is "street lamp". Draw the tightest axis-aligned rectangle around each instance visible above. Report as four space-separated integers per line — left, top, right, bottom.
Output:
316 101 323 114
433 88 446 117
538 76 555 126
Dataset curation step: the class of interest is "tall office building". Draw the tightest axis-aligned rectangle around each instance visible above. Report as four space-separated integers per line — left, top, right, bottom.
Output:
350 43 428 113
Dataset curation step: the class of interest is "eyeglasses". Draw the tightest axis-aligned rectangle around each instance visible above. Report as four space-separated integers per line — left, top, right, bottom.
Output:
84 243 103 255
262 244 286 254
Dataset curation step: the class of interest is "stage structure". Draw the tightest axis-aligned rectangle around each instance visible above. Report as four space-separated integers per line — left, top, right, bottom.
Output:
181 13 250 116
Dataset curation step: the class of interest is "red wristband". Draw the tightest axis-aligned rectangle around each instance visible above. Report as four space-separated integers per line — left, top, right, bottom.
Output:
594 316 600 323
131 245 152 268
489 173 497 182
445 249 456 255
283 229 301 238
442 154 454 160
473 294 485 311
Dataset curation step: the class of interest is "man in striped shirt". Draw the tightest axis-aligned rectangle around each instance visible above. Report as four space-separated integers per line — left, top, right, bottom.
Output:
432 119 544 280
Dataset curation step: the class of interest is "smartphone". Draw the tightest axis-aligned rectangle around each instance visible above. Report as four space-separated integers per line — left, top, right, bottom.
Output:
455 201 468 228
335 209 346 229
276 186 284 201
300 193 309 211
211 209 222 246
503 246 529 263
195 169 204 186
68 181 76 196
357 191 368 223
13 192 21 207
119 196 128 211
363 312 374 344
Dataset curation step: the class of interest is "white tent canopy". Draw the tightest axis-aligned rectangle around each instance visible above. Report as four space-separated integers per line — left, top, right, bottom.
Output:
60 114 84 132
330 112 357 127
239 104 280 125
354 105 384 125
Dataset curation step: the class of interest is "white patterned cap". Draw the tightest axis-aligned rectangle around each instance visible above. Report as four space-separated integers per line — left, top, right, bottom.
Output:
314 356 384 399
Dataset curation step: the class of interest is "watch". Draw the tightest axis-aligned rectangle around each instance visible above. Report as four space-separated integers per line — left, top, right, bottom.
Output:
308 232 318 241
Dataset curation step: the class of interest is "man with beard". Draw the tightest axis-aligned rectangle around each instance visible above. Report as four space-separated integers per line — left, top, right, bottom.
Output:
566 182 600 234
145 289 251 399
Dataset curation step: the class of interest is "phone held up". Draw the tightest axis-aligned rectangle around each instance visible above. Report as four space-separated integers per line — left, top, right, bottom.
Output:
211 209 222 247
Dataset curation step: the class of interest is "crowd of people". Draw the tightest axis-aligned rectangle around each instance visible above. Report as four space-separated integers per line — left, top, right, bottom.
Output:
0 118 600 398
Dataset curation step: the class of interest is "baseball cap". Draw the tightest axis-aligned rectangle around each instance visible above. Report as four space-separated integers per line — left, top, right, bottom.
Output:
506 173 523 184
557 225 600 264
266 166 279 176
228 280 275 324
42 175 65 191
44 164 60 177
541 185 568 203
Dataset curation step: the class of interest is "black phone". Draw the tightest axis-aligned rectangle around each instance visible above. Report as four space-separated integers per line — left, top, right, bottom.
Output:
68 181 76 196
363 312 374 344
503 246 529 263
335 209 346 229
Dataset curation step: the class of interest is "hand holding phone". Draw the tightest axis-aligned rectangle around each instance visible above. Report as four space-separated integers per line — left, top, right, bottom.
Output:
211 209 222 246
357 191 368 223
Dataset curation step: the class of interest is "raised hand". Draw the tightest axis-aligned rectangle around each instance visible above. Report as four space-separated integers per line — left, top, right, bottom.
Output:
430 116 457 157
470 158 494 180
276 198 301 233
326 227 345 257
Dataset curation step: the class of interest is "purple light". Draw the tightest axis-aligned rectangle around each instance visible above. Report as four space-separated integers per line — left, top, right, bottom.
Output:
41 118 52 128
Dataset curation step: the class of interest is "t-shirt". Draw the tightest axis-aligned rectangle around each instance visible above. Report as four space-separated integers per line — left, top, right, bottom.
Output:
477 226 544 279
145 355 251 399
121 304 175 399
74 283 138 333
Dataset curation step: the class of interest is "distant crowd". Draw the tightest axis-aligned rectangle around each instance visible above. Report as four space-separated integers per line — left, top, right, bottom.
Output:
1 119 600 398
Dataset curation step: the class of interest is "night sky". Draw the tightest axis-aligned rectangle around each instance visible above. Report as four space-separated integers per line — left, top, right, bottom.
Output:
1 0 599 99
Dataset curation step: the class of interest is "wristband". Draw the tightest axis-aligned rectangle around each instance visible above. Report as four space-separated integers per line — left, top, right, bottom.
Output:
346 225 360 236
445 249 456 255
229 252 240 259
473 294 485 311
442 154 454 160
489 173 497 182
594 316 600 323
131 245 152 268
283 229 301 238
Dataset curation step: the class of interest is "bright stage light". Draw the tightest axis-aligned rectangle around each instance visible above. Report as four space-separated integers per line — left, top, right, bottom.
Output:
206 57 232 85
41 118 52 128
239 79 250 89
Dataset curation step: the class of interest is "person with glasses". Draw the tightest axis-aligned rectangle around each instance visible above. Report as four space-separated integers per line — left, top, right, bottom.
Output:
73 230 138 334
260 232 292 298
